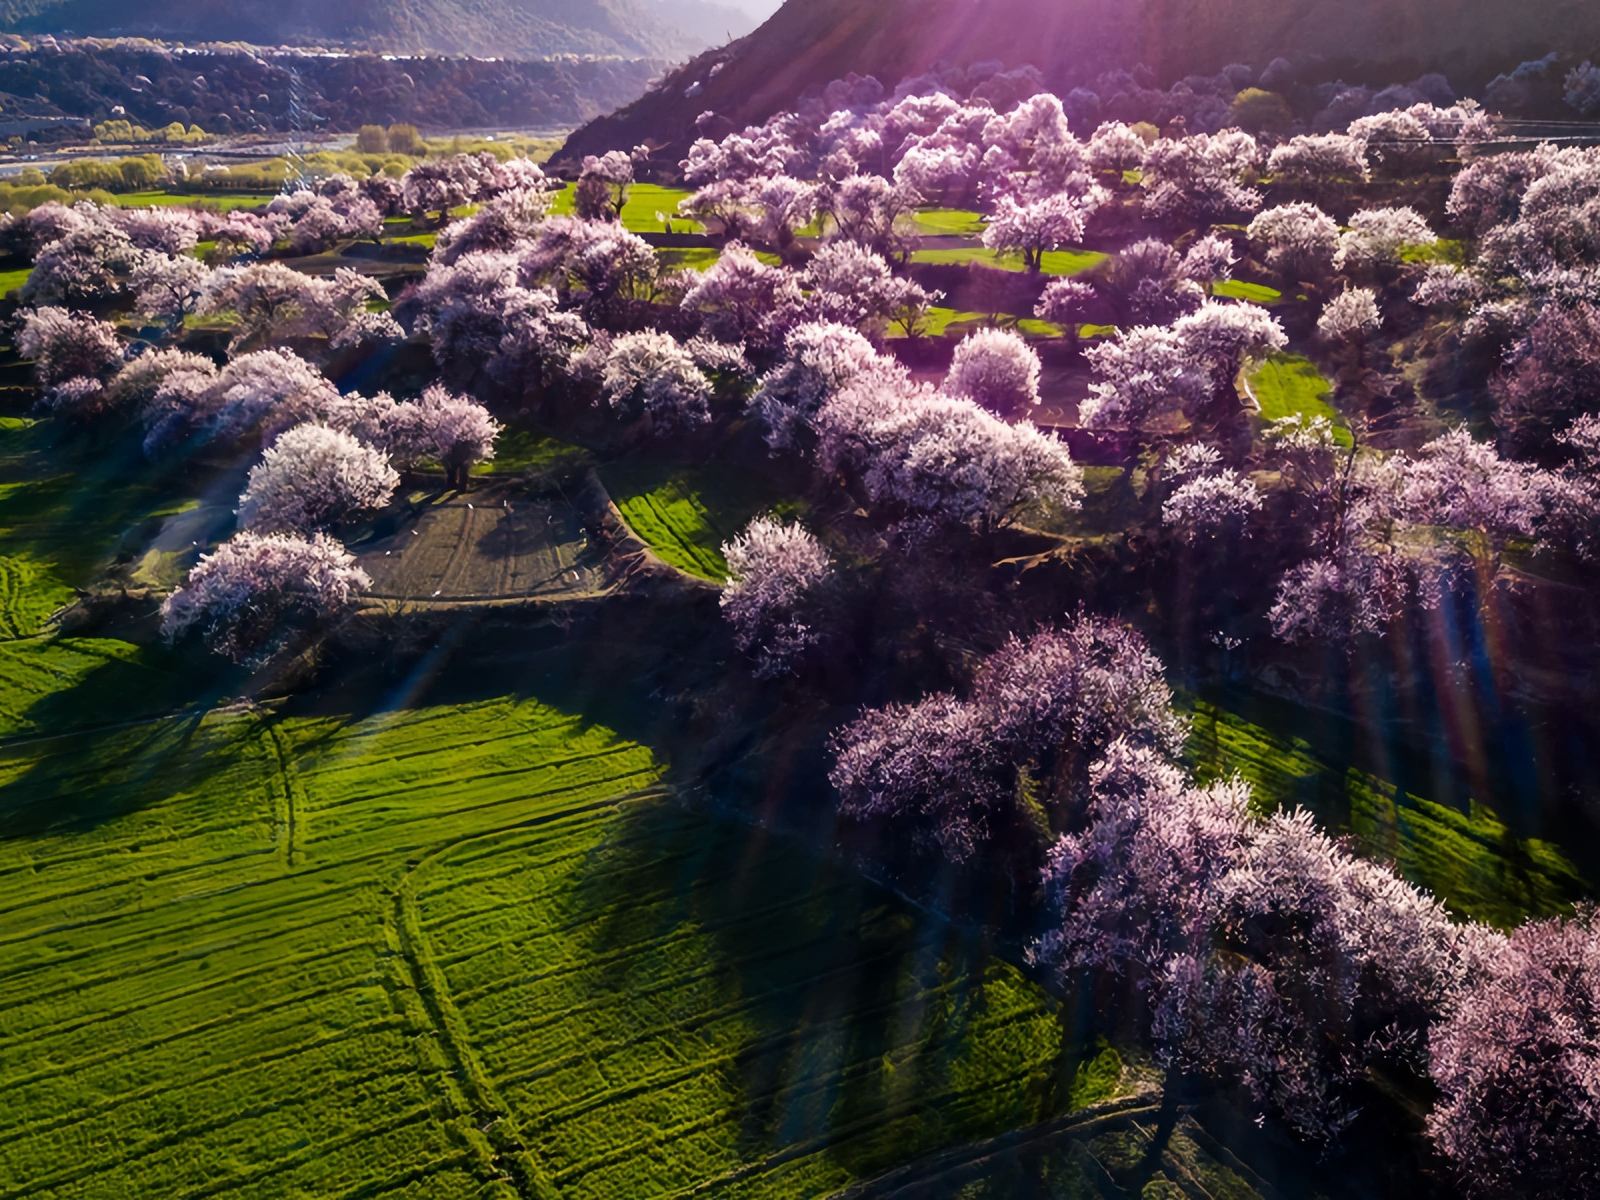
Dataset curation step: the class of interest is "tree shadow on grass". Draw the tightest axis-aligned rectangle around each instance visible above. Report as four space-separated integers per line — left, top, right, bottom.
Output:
0 637 254 839
563 799 1081 1187
0 702 256 840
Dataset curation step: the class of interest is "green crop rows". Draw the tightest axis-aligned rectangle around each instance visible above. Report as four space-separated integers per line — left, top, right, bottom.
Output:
0 680 1119 1197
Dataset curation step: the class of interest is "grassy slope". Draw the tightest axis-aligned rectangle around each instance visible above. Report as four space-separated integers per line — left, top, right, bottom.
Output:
600 458 790 582
1188 701 1587 927
0 683 1122 1197
1246 353 1354 447
0 417 200 639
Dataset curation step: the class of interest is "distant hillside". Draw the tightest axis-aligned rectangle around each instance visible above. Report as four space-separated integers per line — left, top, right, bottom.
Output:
557 0 1600 165
0 43 662 134
0 0 752 58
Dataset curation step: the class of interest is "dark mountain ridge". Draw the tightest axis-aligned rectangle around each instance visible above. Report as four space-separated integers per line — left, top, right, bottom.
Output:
556 0 1600 167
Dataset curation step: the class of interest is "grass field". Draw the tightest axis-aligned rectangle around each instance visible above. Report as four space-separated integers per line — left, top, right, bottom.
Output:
1246 353 1354 447
550 183 701 234
600 459 791 582
0 664 1126 1198
1212 278 1285 305
108 191 281 212
912 208 986 236
0 266 30 298
1188 700 1587 927
908 246 1108 276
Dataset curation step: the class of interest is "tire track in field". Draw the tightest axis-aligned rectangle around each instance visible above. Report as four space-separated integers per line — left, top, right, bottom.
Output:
380 784 675 1200
263 721 305 866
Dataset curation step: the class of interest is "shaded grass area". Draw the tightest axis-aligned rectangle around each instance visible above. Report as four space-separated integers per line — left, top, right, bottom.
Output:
1187 700 1587 927
1247 353 1353 447
600 457 792 581
0 417 201 639
0 637 230 740
416 797 1123 1199
473 426 592 478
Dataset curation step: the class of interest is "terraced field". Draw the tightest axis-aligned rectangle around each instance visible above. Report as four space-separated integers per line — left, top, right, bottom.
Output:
0 676 1128 1198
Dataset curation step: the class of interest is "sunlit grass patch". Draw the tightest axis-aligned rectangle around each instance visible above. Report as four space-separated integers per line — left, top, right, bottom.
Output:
1212 277 1284 305
1246 352 1353 446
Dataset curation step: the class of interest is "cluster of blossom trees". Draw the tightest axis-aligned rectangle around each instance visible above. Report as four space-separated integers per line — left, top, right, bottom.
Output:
10 70 1600 1189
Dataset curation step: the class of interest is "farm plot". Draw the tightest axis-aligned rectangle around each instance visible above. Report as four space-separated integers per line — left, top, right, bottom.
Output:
0 693 665 1200
410 796 1110 1200
0 673 1119 1197
357 489 602 602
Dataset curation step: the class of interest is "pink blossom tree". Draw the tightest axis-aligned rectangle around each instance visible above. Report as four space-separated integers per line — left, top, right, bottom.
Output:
22 220 141 305
1335 207 1437 276
1154 808 1468 1144
409 385 501 488
597 332 713 432
943 328 1042 417
720 515 836 678
1247 203 1341 282
16 306 125 419
1427 910 1600 1199
237 423 398 534
751 321 900 451
161 531 370 662
816 377 1082 531
982 189 1105 273
131 252 212 330
801 240 932 333
1318 288 1382 363
679 242 803 351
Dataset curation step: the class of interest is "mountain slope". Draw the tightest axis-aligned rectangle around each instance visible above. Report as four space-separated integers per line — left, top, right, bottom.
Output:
557 0 1600 165
0 0 745 58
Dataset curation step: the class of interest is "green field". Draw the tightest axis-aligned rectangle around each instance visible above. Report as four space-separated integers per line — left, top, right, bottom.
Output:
908 246 1108 276
0 267 30 298
1212 278 1285 305
912 208 985 237
108 191 281 212
1188 701 1587 927
0 666 1127 1198
550 183 701 234
600 459 789 582
1246 353 1353 447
